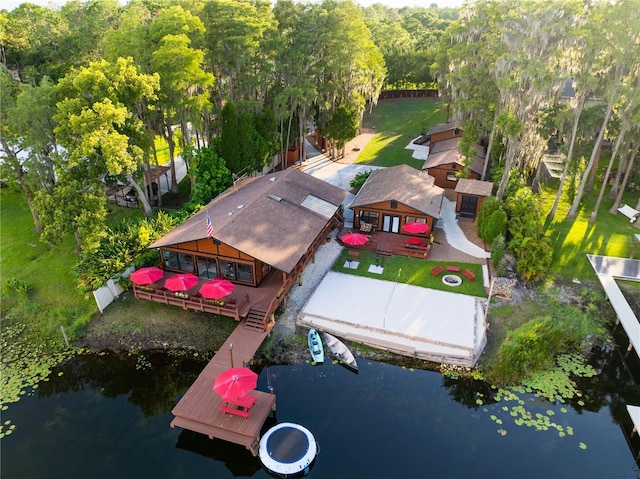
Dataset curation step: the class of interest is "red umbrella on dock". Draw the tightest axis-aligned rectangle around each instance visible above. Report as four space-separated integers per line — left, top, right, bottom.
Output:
214 367 258 401
340 232 369 246
403 221 430 234
199 278 235 299
164 273 199 292
130 267 164 285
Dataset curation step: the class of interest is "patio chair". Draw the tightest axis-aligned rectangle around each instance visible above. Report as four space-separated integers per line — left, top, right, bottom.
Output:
359 222 373 233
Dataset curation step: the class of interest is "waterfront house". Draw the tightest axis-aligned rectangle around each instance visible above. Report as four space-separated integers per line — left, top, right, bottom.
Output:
134 168 347 330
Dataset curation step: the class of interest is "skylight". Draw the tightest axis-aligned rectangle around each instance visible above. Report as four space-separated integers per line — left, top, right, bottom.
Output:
300 194 338 219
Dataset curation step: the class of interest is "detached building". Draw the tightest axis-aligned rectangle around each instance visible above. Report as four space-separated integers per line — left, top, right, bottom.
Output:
350 164 444 234
454 178 494 219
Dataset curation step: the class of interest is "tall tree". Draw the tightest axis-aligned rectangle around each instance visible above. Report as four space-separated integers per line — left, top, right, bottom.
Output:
315 0 386 157
2 4 68 82
220 100 241 174
566 0 640 220
591 76 640 221
203 0 276 103
49 58 159 250
151 32 214 193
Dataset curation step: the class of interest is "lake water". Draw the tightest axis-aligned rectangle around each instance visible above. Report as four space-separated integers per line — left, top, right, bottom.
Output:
1 344 639 479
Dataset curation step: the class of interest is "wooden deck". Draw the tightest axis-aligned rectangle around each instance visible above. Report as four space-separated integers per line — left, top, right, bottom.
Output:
133 269 285 329
171 321 274 456
337 227 431 259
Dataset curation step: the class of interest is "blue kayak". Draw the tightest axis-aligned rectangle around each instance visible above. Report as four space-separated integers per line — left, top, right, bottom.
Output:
308 328 325 364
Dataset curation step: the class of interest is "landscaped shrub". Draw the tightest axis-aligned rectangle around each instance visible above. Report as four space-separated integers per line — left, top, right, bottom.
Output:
506 189 552 283
350 169 372 190
477 197 504 241
75 211 186 292
484 209 507 245
491 234 506 268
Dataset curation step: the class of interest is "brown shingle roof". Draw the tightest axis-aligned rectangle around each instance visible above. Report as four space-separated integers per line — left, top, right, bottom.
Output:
150 169 347 273
455 178 494 197
349 164 444 218
425 121 461 136
422 138 486 174
429 137 461 153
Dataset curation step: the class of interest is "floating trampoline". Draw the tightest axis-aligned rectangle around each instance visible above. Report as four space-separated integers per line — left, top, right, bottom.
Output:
259 423 317 477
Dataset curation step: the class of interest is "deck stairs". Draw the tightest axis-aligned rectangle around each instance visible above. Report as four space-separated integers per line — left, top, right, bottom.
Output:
245 307 269 331
542 153 566 179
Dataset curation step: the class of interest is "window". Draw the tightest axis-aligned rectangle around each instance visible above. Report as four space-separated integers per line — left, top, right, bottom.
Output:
178 253 194 273
237 263 253 283
446 172 458 182
220 261 236 280
220 260 254 284
359 211 379 227
197 256 217 279
162 250 178 269
405 216 426 224
390 200 398 209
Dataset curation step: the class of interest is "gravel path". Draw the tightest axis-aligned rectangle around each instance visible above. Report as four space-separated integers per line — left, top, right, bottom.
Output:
273 234 344 334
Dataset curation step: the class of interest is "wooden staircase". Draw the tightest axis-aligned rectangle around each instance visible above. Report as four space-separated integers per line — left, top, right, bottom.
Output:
245 307 268 331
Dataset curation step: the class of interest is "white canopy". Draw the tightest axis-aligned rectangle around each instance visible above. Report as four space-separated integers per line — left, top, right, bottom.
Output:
617 204 640 223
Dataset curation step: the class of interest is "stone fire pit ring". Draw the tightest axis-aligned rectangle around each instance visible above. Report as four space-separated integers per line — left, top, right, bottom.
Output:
442 274 462 287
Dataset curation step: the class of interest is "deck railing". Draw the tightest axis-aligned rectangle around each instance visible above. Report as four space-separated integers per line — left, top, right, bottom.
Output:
133 286 250 320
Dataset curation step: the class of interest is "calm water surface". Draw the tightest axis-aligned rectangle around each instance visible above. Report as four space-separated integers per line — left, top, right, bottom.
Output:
2 346 639 479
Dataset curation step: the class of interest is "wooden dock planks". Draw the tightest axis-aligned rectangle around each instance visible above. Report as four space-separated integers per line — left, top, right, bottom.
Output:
171 320 274 455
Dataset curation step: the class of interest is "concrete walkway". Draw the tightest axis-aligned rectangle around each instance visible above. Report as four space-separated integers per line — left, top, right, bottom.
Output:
439 197 491 259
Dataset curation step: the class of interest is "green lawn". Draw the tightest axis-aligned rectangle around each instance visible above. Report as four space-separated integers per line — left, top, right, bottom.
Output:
154 136 179 166
539 182 640 281
356 99 447 167
0 189 142 315
331 249 487 298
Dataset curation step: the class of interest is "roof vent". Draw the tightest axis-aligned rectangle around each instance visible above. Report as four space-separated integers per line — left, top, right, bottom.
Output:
228 211 233 216
270 177 276 182
267 194 282 202
237 204 244 209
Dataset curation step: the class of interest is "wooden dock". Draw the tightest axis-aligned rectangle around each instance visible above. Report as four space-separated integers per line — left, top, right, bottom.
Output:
171 321 274 456
587 255 640 360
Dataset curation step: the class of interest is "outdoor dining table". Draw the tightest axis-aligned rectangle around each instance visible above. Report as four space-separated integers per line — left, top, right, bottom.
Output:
219 394 258 418
406 237 423 246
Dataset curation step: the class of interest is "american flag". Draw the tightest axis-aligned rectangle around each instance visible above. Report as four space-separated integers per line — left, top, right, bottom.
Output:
206 211 214 238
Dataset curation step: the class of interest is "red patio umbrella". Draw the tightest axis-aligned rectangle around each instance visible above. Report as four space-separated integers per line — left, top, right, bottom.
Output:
403 221 430 234
213 367 258 401
130 267 164 285
164 273 199 292
199 278 235 299
341 232 370 246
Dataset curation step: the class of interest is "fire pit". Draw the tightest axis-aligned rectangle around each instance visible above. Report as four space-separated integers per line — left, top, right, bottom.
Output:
442 274 462 287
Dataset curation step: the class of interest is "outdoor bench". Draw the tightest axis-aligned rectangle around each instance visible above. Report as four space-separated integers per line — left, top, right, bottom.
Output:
220 405 249 418
431 266 443 276
446 265 460 272
462 269 476 281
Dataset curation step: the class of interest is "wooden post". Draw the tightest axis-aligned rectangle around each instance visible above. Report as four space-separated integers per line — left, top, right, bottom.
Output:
229 343 234 368
60 325 70 347
482 278 495 329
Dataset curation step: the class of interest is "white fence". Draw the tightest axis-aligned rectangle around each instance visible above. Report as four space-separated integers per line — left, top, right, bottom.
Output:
93 265 134 313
